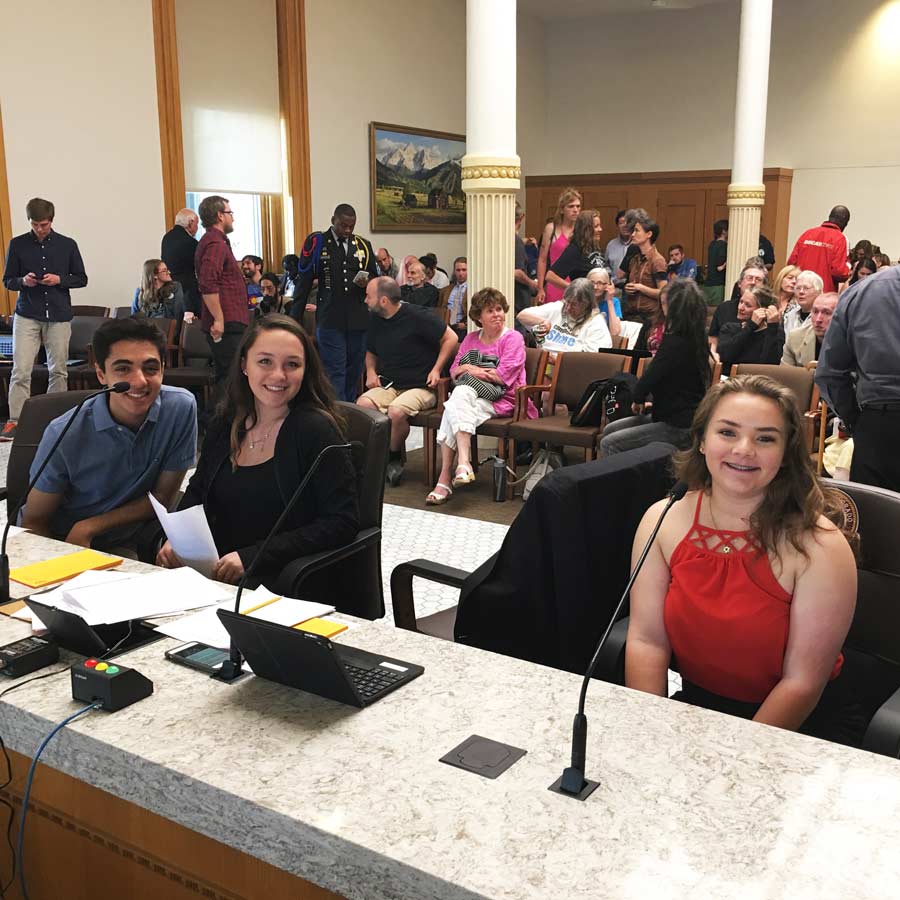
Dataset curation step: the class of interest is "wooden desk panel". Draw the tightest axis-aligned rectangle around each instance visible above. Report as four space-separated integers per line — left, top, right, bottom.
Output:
1 749 345 900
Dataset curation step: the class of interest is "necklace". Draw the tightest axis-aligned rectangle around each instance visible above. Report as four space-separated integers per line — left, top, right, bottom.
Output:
247 427 272 451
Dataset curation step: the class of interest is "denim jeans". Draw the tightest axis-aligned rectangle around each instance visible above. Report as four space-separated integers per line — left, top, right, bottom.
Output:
9 315 72 420
316 327 367 402
599 415 690 457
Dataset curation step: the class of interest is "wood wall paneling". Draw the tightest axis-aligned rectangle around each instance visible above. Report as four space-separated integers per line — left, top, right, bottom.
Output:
152 0 187 229
261 193 286 272
0 103 15 315
276 0 312 253
526 169 793 274
2 749 347 900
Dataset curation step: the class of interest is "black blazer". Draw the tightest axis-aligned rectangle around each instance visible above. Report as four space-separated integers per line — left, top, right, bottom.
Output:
179 404 359 572
291 230 378 332
161 226 201 314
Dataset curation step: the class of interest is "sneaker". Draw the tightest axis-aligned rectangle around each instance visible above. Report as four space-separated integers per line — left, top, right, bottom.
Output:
0 421 16 442
385 460 404 486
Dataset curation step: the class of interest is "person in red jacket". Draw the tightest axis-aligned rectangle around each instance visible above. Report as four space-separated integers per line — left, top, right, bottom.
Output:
787 206 851 292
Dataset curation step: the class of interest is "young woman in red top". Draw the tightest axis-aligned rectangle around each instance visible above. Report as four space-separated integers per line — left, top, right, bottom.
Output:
626 375 861 742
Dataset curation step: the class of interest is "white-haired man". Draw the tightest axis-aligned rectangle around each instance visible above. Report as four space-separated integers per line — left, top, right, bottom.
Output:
161 207 201 316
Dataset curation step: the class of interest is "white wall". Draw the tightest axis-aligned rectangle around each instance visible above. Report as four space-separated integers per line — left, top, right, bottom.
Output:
538 0 900 256
305 0 467 270
0 0 165 306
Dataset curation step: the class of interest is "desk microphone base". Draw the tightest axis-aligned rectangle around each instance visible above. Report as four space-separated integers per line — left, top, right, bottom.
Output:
212 659 248 683
548 774 600 802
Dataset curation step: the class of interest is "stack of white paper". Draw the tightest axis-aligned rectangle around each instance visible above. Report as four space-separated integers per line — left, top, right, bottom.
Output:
155 587 335 649
15 567 231 627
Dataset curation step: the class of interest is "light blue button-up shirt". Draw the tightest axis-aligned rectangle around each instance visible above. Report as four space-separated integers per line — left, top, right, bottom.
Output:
29 385 197 537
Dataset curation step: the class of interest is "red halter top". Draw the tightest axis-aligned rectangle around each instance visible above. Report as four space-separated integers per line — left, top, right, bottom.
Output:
663 492 842 704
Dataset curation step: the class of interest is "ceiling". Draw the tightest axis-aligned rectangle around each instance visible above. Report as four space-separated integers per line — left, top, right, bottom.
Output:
517 0 735 20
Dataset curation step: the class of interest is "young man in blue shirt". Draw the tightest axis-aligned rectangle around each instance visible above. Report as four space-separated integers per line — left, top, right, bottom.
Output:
667 244 698 281
21 318 197 559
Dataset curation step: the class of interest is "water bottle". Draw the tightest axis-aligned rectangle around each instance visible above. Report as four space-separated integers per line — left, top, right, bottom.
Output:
492 455 508 502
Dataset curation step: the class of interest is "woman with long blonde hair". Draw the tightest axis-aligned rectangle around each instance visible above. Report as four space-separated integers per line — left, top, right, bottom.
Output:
535 188 582 305
131 258 184 319
771 264 801 317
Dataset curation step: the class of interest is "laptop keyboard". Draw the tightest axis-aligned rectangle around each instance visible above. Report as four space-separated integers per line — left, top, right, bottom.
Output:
343 663 404 699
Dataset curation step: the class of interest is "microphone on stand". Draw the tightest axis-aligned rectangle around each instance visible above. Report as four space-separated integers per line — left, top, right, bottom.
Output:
214 441 354 683
550 480 689 801
1 382 131 605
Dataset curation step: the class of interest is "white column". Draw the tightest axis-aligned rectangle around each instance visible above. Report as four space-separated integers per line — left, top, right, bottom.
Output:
462 0 520 328
725 0 773 293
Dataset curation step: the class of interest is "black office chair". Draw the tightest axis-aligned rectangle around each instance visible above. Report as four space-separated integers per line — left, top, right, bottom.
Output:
1 390 95 515
390 444 675 674
273 402 390 620
594 478 900 758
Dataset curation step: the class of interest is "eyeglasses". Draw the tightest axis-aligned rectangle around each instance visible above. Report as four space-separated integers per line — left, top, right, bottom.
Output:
222 210 234 217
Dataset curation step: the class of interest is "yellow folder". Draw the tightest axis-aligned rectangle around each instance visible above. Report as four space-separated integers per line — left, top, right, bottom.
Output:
294 618 348 639
10 549 123 588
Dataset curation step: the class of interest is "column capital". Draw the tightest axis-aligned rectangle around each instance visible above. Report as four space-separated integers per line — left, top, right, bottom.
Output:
726 183 766 207
461 154 521 192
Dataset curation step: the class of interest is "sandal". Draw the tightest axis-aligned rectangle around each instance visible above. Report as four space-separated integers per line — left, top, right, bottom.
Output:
426 483 453 505
451 464 475 487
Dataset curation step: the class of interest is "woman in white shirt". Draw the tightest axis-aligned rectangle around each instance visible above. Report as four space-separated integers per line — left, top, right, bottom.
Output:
516 277 612 357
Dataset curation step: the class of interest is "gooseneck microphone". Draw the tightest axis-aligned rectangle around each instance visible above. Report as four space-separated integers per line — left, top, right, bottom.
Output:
214 441 353 683
551 480 689 800
0 382 131 605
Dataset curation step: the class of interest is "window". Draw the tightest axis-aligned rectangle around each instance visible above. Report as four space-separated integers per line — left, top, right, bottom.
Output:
186 191 263 261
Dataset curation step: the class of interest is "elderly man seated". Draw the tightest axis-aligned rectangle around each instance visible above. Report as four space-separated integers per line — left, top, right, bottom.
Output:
781 291 838 366
357 277 458 485
401 259 440 308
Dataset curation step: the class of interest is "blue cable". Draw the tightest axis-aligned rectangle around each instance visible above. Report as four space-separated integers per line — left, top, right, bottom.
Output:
16 701 102 900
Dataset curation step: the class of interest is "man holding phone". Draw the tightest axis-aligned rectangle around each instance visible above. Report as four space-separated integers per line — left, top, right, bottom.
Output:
291 203 378 401
2 197 88 442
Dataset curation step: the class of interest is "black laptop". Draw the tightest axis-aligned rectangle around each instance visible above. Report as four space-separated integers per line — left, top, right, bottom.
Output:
217 610 424 708
24 597 162 658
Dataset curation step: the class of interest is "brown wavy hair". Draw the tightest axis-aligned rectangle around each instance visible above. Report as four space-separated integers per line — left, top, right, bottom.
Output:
468 287 508 326
218 314 345 467
674 375 826 558
571 209 602 257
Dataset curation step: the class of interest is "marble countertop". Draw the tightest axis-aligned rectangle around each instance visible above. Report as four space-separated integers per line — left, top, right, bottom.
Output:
2 531 900 900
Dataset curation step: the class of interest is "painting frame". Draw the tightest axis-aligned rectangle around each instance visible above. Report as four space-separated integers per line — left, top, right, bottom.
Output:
369 121 467 233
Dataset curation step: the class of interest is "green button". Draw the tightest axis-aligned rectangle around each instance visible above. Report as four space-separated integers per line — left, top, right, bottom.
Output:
105 666 119 675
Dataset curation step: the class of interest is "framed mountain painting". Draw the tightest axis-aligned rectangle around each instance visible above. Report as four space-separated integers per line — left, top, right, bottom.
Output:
369 122 466 232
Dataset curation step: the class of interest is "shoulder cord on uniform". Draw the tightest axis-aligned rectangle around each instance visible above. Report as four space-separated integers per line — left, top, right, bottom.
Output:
297 232 324 275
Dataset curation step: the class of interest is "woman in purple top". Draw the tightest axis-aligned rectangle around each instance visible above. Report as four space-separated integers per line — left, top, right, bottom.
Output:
426 288 537 505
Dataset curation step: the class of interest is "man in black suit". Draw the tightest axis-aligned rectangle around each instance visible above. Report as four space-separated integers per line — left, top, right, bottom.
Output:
161 208 201 316
291 203 378 401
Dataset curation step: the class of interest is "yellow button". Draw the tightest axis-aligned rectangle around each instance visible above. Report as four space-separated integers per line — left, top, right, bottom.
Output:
95 662 109 671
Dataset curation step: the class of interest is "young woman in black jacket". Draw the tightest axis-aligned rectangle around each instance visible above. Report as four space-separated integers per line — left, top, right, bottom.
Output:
599 279 711 457
717 284 784 373
157 314 358 584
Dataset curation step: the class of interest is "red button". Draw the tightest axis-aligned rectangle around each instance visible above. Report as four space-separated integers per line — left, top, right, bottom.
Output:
85 659 98 668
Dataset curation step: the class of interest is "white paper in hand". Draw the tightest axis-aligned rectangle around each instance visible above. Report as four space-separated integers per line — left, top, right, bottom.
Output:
149 493 219 578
